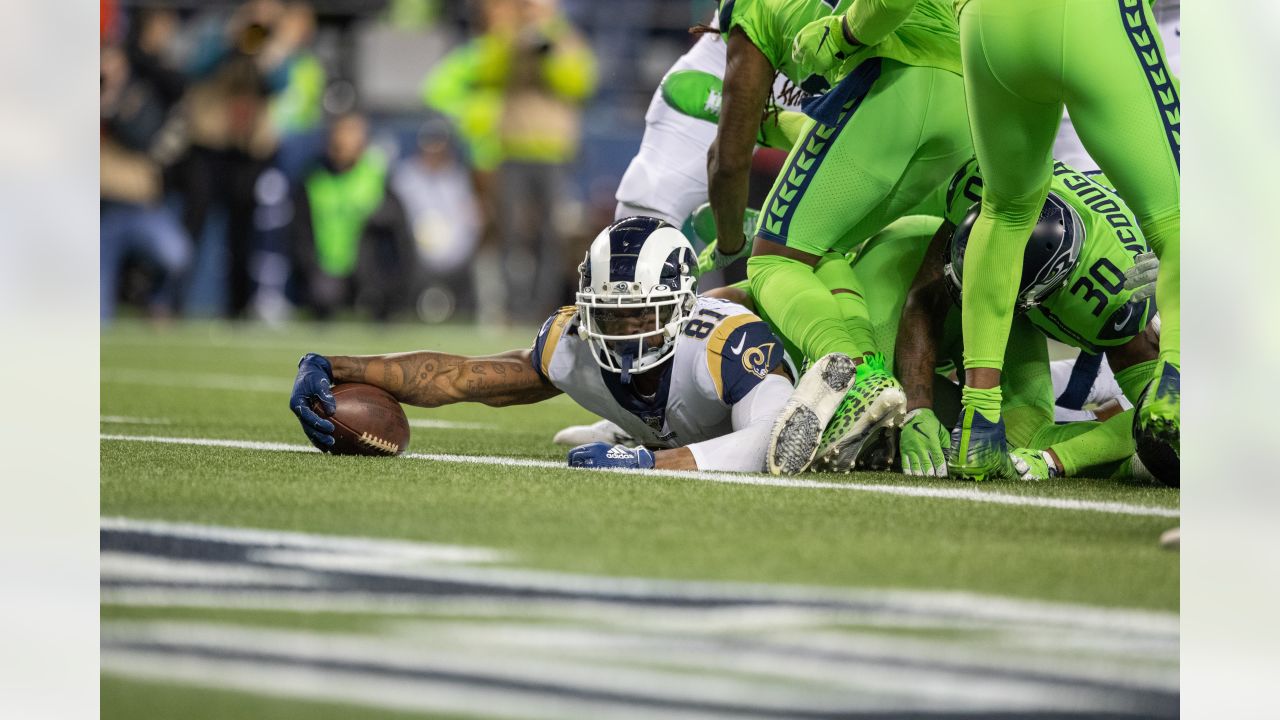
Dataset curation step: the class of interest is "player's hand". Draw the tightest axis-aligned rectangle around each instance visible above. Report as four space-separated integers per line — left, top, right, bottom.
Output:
1009 448 1061 481
567 442 656 470
899 408 949 477
291 353 337 450
792 14 856 78
1123 251 1159 302
691 203 758 275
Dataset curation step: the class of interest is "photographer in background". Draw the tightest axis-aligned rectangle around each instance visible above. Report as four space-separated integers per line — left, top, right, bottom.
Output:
476 0 598 323
99 9 193 323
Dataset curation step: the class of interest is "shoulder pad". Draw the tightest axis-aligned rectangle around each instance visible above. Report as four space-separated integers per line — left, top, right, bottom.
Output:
531 306 578 382
705 314 784 404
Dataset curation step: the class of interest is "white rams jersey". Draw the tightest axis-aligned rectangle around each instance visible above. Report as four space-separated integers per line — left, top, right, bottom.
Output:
531 297 785 449
615 14 807 225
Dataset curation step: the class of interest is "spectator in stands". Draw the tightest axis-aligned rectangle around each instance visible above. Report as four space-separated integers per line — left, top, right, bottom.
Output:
289 113 417 322
178 0 309 318
487 0 597 322
422 0 597 324
390 119 481 322
100 17 194 323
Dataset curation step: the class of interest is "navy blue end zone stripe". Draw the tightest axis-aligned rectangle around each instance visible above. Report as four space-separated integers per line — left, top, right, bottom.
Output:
759 59 883 245
1119 0 1179 169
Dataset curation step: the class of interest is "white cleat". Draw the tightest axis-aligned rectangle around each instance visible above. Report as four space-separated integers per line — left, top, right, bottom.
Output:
553 419 633 447
767 353 858 475
1159 527 1179 551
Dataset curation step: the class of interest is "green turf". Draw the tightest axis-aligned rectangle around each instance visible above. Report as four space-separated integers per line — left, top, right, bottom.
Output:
101 320 1180 717
101 675 483 720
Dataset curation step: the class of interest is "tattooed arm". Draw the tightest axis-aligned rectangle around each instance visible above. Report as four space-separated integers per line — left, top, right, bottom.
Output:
895 220 954 412
327 349 561 408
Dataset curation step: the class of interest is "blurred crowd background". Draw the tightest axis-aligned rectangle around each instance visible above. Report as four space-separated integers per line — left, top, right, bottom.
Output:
100 0 757 326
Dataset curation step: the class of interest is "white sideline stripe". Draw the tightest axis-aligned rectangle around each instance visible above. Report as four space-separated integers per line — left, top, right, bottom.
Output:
99 434 1179 518
101 415 172 425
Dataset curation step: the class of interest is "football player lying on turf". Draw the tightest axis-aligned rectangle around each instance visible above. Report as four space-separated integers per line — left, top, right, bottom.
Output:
701 210 1161 482
682 153 1168 480
289 217 794 473
892 159 1172 484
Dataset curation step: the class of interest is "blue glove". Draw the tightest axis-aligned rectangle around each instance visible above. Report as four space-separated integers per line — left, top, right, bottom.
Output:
290 353 337 450
567 442 656 470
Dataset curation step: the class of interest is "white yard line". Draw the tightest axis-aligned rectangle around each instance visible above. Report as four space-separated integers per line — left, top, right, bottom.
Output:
100 433 1180 518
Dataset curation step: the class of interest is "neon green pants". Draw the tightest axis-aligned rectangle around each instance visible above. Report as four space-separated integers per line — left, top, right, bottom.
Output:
957 0 1180 372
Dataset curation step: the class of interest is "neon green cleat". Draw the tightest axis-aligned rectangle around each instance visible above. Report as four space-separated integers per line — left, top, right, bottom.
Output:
947 406 1012 482
1133 361 1179 487
813 354 907 473
661 70 723 124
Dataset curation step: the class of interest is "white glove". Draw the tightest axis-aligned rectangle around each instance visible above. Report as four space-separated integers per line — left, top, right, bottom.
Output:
1124 251 1159 302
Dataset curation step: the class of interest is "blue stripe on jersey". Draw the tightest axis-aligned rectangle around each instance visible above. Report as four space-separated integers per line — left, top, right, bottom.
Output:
1056 351 1104 411
760 58 882 245
1118 0 1180 169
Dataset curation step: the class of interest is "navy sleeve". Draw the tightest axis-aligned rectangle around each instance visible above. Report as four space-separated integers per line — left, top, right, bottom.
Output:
706 318 785 404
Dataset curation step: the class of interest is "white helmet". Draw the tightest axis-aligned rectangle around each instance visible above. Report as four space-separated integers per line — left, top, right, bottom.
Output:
576 216 698 383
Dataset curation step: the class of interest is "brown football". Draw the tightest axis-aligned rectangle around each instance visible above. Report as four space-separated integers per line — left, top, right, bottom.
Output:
314 383 410 456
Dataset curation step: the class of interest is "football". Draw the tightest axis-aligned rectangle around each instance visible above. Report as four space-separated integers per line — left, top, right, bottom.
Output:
315 383 410 456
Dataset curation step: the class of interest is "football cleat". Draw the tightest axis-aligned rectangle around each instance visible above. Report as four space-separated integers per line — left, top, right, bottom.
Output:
553 419 634 447
660 70 723 124
767 352 858 475
812 354 907 473
947 406 1012 481
1133 361 1180 488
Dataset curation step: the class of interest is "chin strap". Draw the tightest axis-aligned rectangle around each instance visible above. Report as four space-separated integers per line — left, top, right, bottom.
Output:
618 347 636 384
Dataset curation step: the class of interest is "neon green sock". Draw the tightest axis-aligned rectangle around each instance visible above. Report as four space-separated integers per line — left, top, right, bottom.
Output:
961 385 1003 422
814 253 877 356
1144 211 1179 370
747 254 861 361
1114 359 1159 407
1030 410 1136 477
960 182 1050 372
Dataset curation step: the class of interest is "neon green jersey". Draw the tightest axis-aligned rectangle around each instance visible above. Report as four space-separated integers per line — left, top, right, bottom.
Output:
718 0 961 95
943 159 1155 353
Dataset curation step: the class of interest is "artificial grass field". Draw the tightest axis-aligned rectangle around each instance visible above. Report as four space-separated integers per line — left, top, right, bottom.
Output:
101 320 1181 719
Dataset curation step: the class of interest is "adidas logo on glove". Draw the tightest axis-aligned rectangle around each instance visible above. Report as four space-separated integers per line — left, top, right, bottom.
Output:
606 446 634 459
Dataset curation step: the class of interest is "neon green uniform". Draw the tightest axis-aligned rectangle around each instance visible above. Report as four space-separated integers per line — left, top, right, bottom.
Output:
720 0 972 364
946 0 1180 388
943 159 1156 354
831 217 1136 476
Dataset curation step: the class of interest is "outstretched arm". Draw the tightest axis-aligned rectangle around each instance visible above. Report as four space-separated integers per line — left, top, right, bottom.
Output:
329 349 561 408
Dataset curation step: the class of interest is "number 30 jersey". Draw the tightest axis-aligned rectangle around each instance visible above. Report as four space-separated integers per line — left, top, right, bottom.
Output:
943 158 1156 353
530 297 785 449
